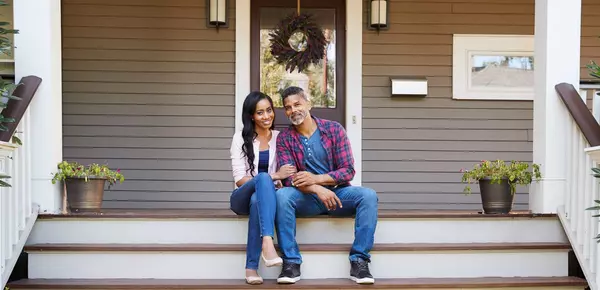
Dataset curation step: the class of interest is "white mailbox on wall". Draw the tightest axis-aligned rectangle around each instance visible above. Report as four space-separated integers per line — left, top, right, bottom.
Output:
390 77 428 96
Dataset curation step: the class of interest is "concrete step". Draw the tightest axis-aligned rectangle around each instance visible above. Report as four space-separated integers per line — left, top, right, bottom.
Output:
29 210 566 245
24 243 571 280
7 277 588 289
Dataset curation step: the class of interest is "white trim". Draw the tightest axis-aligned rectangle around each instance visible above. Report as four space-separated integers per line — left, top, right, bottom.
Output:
531 0 581 213
14 0 63 213
234 0 250 133
452 34 534 101
346 0 362 185
233 0 363 185
1 204 38 288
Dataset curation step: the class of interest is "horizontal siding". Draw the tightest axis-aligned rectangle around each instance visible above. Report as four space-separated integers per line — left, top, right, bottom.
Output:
362 0 600 210
61 0 235 209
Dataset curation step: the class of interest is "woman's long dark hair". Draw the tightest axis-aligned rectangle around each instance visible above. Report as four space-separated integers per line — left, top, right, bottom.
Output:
241 91 275 176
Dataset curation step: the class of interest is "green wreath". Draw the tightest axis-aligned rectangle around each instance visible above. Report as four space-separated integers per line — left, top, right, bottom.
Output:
269 13 327 73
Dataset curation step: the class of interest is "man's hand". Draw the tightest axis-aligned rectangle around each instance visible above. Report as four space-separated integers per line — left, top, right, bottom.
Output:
292 171 321 187
272 164 297 180
315 186 343 211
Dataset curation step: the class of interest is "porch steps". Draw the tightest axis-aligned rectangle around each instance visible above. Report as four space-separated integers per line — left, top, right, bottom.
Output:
23 242 571 279
26 210 566 244
6 210 588 289
7 277 589 289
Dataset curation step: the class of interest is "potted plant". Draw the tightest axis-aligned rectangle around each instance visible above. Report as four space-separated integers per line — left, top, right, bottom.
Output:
51 161 125 212
461 160 542 214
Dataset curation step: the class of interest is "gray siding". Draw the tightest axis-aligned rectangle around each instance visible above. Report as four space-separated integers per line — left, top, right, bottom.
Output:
362 0 600 210
61 0 600 210
61 0 236 209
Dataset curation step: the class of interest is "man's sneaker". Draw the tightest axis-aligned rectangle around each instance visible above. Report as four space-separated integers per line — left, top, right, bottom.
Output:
277 261 301 284
350 259 375 284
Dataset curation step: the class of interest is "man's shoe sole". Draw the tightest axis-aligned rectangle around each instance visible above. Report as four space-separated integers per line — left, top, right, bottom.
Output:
277 277 301 284
350 276 375 284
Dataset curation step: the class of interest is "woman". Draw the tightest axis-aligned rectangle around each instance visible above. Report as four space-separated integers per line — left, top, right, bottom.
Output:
229 91 296 284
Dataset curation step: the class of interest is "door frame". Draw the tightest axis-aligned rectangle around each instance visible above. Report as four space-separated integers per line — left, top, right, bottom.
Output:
234 0 363 185
250 0 345 128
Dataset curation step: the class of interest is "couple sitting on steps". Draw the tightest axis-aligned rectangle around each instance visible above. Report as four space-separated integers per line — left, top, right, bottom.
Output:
229 86 379 285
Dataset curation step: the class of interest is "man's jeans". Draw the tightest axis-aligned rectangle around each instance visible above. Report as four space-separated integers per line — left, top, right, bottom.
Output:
275 185 378 264
230 172 277 270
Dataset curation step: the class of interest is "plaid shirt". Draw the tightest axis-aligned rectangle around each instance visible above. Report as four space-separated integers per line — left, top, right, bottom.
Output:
276 117 355 187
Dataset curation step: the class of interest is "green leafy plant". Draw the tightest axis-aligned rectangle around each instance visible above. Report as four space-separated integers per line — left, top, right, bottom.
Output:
586 168 600 242
51 161 125 188
0 0 20 143
461 160 542 195
587 60 600 80
0 173 10 187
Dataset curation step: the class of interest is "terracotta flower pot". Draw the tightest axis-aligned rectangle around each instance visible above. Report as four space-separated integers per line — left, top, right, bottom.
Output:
64 177 106 211
478 177 514 214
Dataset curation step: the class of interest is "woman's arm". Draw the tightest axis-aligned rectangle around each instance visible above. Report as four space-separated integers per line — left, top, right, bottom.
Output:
230 133 250 186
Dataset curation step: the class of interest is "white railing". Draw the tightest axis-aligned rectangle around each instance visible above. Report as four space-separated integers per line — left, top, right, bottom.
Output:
0 112 38 289
559 83 600 290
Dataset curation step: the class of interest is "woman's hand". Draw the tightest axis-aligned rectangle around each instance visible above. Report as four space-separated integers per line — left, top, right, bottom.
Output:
274 180 283 189
272 164 297 180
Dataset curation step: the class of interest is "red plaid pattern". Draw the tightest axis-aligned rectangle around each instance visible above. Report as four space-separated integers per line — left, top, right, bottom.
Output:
276 117 355 187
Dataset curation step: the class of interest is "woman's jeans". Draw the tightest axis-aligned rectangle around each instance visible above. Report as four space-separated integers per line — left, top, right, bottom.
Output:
229 172 277 270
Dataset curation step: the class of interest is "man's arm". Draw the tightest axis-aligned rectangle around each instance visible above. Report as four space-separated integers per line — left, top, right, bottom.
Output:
324 122 355 185
295 183 343 210
291 123 354 188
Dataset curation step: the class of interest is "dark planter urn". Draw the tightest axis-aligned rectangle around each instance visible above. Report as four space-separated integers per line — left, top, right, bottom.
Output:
64 177 106 211
478 177 514 214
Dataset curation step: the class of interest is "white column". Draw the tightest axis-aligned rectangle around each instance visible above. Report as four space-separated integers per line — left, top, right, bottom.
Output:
531 0 581 213
14 0 63 213
346 0 362 185
235 0 250 133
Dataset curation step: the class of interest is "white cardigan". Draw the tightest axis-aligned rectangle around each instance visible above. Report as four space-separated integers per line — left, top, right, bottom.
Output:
230 130 280 185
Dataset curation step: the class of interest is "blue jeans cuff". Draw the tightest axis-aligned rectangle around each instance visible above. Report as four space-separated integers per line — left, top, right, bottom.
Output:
284 259 302 265
349 255 370 263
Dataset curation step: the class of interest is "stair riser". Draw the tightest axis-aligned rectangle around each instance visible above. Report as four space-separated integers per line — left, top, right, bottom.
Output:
3 287 588 290
27 218 567 245
28 250 569 279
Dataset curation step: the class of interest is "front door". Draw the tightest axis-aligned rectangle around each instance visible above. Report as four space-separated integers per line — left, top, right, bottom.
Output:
250 0 346 129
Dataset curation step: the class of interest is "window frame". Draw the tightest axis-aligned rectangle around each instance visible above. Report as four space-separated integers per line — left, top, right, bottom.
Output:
452 34 534 101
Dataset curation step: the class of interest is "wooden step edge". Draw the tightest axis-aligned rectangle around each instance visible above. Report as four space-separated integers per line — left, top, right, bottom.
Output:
6 277 588 289
24 242 572 253
37 209 557 220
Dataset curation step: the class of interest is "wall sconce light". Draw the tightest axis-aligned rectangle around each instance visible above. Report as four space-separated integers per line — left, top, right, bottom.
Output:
207 0 229 29
368 0 388 32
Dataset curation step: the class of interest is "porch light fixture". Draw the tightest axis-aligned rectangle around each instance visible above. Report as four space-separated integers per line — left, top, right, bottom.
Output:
207 0 229 29
368 0 389 31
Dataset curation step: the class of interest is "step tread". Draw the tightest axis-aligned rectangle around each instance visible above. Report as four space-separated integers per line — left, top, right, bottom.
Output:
24 242 571 252
7 277 588 289
38 209 556 220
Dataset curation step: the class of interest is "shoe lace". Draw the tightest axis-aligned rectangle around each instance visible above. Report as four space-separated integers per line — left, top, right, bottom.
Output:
355 260 370 275
282 262 296 273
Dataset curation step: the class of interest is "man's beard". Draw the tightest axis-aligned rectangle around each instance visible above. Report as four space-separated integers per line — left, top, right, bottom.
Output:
289 110 307 125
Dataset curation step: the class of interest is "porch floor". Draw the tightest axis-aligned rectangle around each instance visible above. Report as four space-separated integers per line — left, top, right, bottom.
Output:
7 277 588 289
37 209 556 219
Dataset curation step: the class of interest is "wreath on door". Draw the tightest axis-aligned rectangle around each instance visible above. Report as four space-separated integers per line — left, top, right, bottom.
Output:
269 12 327 73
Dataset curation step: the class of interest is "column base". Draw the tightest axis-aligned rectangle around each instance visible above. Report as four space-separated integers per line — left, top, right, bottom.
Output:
529 178 566 213
32 177 63 214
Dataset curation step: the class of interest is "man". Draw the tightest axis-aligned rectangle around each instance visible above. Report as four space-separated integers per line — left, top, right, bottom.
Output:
274 86 378 285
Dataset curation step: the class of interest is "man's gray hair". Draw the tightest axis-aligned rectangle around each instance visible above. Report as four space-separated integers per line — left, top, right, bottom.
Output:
281 86 308 104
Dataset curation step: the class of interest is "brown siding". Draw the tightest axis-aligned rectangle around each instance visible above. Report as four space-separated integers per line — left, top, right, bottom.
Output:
362 0 600 210
61 0 236 209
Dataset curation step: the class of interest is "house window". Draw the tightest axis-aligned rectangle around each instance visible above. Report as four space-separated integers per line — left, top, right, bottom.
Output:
452 34 534 101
